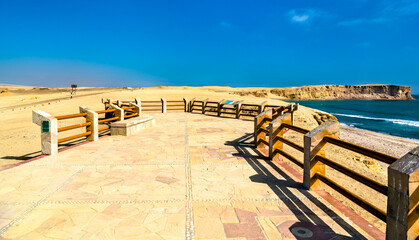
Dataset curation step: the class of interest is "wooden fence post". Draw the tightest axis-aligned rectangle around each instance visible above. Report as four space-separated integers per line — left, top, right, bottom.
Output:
79 106 98 141
217 99 225 116
303 120 340 190
32 110 58 155
291 103 299 125
109 103 124 121
161 98 167 113
259 101 267 114
236 101 243 119
117 100 121 107
183 98 189 112
254 108 273 149
135 98 141 108
269 113 292 159
202 98 209 114
190 98 196 112
386 147 419 240
130 102 141 117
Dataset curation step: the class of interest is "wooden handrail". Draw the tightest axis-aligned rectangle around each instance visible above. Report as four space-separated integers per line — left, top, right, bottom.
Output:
274 136 304 152
315 173 387 222
281 123 309 134
58 122 92 132
98 125 110 132
276 149 304 168
167 104 185 107
124 113 139 118
122 106 135 110
96 109 116 114
142 104 162 107
55 112 87 120
58 131 92 143
323 136 398 164
314 155 388 195
242 103 260 107
98 117 118 124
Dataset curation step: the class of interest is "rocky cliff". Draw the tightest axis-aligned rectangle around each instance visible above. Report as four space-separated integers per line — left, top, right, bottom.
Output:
269 84 414 100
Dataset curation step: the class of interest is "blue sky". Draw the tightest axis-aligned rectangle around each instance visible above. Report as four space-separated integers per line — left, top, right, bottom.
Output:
0 0 418 93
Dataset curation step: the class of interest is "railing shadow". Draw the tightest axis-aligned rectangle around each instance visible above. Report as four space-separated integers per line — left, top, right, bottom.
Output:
1 150 43 161
225 132 367 240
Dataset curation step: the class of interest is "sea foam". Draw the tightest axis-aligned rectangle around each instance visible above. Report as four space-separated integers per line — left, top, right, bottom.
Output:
333 113 419 128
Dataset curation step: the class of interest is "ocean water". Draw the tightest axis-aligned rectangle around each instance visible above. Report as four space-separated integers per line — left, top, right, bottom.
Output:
289 95 419 140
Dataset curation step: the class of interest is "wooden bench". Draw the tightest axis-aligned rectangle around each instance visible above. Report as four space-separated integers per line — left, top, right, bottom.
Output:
110 116 156 136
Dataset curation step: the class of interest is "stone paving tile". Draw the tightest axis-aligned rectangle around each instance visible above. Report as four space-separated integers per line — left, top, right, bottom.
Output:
48 165 185 202
189 145 251 165
2 202 185 240
192 200 369 240
0 112 381 239
191 161 308 201
0 205 30 230
0 165 83 203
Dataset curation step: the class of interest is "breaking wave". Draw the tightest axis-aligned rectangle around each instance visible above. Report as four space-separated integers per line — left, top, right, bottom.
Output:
333 113 419 128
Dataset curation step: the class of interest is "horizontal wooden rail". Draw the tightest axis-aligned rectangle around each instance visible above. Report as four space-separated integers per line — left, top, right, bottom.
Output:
142 108 162 111
258 128 269 134
220 111 236 115
242 109 259 112
98 117 119 124
281 123 309 134
242 103 260 107
58 131 92 143
55 112 87 120
122 106 135 110
315 155 388 195
167 104 184 107
276 149 304 168
323 136 398 164
98 125 110 132
141 100 161 103
167 100 183 103
96 109 116 114
315 173 387 222
275 136 304 153
58 122 92 132
124 113 139 118
142 104 162 107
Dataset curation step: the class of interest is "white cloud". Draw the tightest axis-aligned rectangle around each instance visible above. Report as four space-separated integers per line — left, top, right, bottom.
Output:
292 15 309 22
288 9 324 24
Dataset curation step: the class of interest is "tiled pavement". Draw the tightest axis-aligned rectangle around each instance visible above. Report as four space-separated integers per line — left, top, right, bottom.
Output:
0 113 383 239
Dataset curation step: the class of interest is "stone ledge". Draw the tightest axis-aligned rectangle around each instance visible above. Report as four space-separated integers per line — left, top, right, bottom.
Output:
110 116 156 136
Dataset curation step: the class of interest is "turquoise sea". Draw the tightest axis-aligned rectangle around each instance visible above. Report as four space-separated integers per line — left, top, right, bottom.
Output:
289 95 419 140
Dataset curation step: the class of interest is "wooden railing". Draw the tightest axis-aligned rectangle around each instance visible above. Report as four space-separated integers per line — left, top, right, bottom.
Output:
262 113 419 239
188 98 298 121
32 101 142 154
55 111 93 144
103 98 188 113
254 103 299 149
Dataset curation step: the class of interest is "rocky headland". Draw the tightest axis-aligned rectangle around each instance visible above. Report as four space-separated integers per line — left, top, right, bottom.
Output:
233 84 414 100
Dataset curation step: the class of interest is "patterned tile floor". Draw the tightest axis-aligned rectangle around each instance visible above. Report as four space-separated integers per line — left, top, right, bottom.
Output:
0 113 383 239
